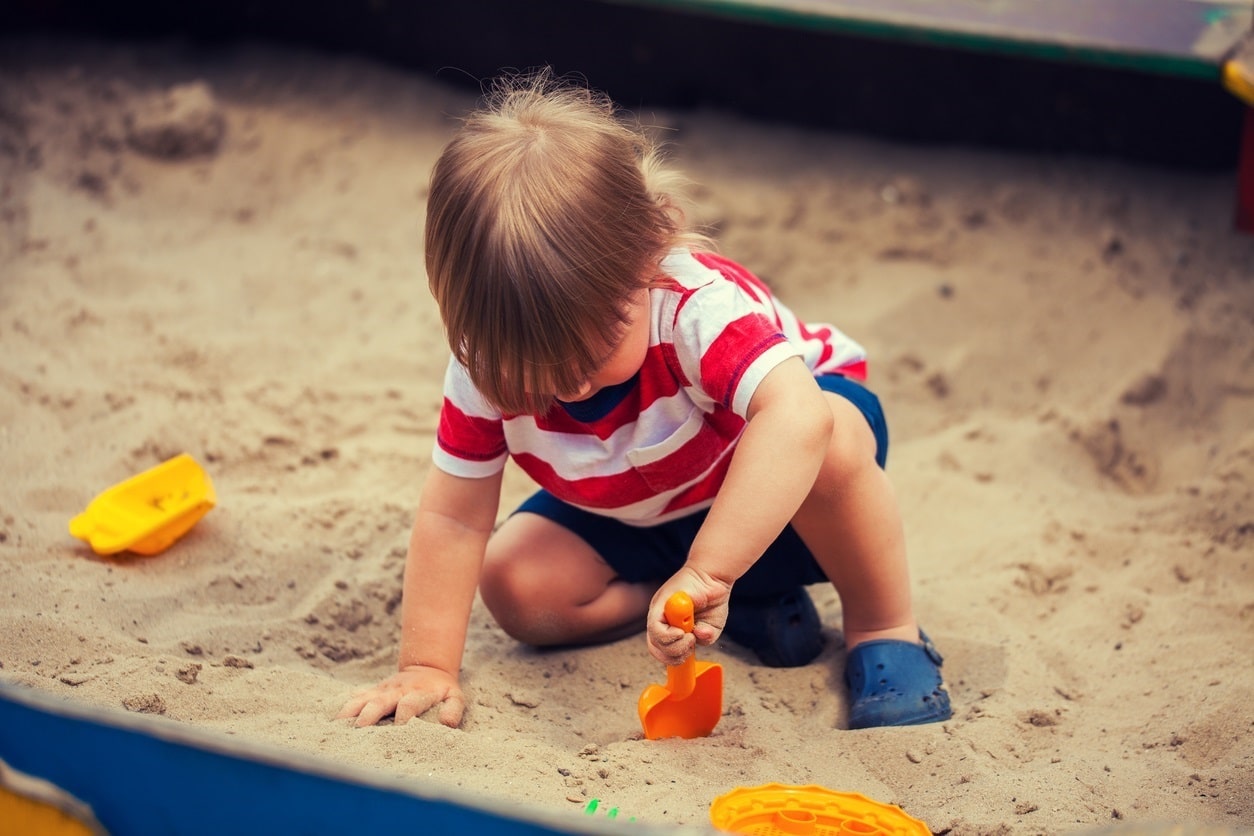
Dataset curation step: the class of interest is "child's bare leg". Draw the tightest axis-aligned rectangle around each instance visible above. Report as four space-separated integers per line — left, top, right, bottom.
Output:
790 393 920 650
480 513 652 646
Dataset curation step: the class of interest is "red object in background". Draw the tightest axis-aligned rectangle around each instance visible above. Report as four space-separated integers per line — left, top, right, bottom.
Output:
1238 107 1254 233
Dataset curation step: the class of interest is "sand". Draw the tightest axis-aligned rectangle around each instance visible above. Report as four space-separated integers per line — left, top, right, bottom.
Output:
1 38 1252 834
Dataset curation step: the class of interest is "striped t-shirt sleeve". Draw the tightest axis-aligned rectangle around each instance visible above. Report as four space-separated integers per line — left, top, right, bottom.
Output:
432 357 509 478
665 257 801 418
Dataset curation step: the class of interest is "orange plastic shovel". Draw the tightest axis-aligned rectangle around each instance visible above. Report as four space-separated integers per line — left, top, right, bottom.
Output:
638 591 723 740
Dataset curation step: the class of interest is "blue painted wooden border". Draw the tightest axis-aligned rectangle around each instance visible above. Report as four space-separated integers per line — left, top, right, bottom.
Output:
0 681 676 836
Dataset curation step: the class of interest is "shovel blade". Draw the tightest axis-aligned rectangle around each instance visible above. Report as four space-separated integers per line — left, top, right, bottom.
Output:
638 660 723 740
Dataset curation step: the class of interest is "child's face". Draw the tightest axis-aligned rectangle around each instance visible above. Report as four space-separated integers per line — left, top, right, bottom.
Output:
557 289 651 403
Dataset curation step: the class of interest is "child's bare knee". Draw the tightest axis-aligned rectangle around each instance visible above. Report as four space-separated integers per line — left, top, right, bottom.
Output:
812 395 880 492
479 559 557 645
479 558 524 616
487 602 564 646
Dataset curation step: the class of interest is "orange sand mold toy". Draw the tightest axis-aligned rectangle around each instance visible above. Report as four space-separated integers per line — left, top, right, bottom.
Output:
709 783 930 836
69 453 216 556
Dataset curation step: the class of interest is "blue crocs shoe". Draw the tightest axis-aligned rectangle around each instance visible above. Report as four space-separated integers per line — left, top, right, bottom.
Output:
845 631 952 729
723 587 824 668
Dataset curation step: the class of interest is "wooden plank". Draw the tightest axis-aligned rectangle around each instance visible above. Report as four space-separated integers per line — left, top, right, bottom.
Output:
601 0 1253 78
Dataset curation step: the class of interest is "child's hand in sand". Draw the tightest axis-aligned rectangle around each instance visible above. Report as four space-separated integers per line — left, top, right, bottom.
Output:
646 567 732 666
336 665 465 728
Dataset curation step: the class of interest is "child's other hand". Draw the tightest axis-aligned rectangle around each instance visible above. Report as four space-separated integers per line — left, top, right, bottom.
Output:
646 566 732 666
336 665 465 728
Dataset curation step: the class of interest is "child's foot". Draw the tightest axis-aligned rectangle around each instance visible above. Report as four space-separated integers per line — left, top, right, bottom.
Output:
844 630 952 729
723 587 824 667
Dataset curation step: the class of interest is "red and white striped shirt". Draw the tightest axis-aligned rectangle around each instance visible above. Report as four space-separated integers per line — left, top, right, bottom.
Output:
432 250 867 524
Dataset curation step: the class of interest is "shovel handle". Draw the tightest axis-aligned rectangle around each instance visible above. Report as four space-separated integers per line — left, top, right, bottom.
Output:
664 591 696 632
663 592 697 699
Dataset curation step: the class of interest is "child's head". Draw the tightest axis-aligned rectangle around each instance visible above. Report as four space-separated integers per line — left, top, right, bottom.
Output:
425 70 693 414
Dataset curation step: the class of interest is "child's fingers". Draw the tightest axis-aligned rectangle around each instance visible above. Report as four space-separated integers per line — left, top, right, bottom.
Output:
653 624 686 646
392 684 466 727
436 690 466 728
647 620 687 661
649 632 694 665
395 689 444 725
692 623 721 646
353 696 399 728
335 695 369 719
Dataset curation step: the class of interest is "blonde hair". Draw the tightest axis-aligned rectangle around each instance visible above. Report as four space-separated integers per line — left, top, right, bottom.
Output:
425 70 701 415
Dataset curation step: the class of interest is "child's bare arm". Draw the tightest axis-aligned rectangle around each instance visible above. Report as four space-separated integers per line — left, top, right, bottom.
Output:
337 467 502 727
647 357 833 661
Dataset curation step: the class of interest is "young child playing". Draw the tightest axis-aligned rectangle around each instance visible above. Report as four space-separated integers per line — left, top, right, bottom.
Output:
338 71 951 732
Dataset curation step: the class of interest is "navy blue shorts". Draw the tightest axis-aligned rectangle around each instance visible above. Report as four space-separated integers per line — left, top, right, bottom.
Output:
513 374 888 598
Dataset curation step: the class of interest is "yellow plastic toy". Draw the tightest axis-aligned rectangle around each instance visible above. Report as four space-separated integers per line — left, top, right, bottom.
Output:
709 783 929 836
69 453 216 556
1 757 104 836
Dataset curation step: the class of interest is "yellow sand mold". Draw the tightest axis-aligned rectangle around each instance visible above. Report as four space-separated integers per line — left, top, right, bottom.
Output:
69 453 216 556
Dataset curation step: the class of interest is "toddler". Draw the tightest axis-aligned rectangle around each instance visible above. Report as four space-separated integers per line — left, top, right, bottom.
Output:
338 71 950 731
